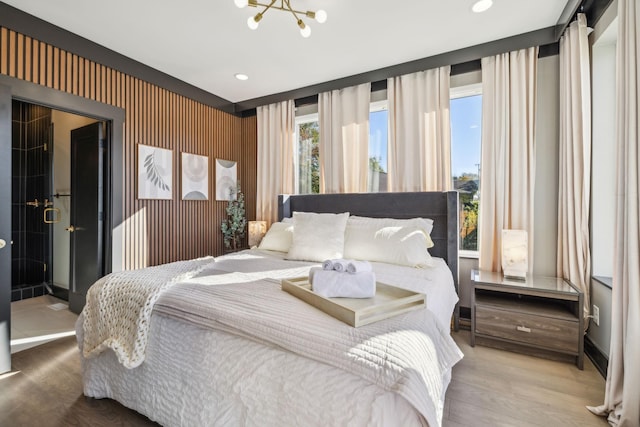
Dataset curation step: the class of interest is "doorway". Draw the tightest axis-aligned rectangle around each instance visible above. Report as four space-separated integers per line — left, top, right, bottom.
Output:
0 75 125 374
9 100 108 350
11 101 102 305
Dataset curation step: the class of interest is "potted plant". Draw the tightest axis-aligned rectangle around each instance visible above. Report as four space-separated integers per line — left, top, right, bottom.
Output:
221 184 247 251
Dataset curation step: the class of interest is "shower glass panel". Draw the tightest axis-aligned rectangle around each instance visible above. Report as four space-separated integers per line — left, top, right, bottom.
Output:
10 101 53 302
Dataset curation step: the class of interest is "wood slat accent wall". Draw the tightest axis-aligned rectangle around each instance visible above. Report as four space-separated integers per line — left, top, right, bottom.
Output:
0 27 257 269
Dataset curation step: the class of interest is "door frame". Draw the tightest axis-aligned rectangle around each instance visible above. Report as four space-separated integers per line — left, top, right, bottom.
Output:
0 74 125 373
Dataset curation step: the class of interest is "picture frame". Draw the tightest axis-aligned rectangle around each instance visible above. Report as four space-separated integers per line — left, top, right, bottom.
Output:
138 144 173 200
215 158 237 201
181 152 209 200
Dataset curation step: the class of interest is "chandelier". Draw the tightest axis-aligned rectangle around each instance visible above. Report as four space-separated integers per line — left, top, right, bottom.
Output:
234 0 327 38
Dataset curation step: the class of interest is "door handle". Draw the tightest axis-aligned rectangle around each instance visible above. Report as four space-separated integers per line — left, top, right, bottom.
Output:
0 239 5 249
66 225 76 232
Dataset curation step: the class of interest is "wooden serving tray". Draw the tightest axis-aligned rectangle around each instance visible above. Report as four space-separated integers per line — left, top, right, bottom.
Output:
281 277 426 327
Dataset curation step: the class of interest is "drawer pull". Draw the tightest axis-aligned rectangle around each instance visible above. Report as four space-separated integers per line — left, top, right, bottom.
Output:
516 325 532 333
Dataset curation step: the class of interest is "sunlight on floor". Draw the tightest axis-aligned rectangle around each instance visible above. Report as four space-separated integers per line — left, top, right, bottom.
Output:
11 295 78 354
11 330 76 346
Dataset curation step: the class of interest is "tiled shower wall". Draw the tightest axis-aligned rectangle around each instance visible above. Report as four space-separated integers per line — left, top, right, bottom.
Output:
11 101 52 302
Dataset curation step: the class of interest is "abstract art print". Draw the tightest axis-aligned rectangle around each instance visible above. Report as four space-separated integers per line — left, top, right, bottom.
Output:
216 159 237 201
138 144 173 200
182 152 209 200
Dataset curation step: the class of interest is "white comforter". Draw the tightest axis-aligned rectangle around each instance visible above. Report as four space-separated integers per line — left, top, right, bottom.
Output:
77 249 462 427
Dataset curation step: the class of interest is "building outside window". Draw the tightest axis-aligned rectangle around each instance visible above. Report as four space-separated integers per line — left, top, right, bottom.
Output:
450 84 482 252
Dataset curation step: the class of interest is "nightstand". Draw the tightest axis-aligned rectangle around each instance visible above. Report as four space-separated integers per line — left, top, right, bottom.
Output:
470 270 584 369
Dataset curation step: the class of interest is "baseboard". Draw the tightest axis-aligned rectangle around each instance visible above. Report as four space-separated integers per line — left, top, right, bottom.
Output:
50 285 69 302
584 335 608 379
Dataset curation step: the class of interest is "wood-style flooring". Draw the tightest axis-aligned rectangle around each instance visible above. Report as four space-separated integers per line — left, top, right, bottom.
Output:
1 329 607 426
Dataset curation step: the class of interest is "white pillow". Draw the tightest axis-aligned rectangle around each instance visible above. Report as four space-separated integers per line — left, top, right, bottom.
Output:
257 222 294 252
348 216 435 248
286 211 350 262
344 223 434 268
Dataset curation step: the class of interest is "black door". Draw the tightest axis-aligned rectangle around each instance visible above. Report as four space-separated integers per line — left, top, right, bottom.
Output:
68 122 105 314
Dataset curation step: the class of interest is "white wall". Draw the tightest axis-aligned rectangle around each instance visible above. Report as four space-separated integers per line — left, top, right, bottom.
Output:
51 110 97 289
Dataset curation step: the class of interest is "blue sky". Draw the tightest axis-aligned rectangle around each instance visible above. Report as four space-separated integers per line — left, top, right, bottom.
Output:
369 110 388 169
450 94 482 178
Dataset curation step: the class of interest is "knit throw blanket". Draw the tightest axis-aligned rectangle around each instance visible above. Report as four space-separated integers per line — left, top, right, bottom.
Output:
81 256 215 368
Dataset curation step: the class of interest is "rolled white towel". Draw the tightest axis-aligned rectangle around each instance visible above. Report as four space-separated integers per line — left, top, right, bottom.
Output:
322 259 350 272
346 260 372 274
332 259 349 273
311 269 376 298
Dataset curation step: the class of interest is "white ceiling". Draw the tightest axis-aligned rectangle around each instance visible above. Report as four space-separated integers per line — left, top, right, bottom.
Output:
4 0 573 104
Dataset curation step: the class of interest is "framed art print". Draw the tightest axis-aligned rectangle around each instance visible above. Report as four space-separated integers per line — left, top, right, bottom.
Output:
138 144 173 200
182 152 209 200
215 158 237 201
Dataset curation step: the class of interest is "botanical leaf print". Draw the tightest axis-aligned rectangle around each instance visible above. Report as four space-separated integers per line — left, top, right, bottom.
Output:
144 153 170 191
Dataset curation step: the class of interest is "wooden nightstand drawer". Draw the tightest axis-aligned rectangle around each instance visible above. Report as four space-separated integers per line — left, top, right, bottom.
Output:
475 306 579 353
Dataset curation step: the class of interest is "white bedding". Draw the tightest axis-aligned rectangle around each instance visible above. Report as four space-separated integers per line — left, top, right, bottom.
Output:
77 249 462 427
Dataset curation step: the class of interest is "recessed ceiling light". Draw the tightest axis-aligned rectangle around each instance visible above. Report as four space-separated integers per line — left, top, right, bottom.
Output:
472 0 493 13
235 73 249 81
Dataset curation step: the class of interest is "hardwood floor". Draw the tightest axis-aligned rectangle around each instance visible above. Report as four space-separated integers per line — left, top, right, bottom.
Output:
444 330 608 427
1 329 607 426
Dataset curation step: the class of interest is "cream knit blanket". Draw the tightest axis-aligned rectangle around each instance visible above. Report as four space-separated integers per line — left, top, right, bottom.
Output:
81 256 214 368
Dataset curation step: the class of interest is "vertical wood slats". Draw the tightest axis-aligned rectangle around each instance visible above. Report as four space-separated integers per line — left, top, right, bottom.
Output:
0 27 256 269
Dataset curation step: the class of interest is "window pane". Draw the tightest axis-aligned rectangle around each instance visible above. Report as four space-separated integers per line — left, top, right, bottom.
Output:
369 108 388 192
451 94 481 251
297 120 319 194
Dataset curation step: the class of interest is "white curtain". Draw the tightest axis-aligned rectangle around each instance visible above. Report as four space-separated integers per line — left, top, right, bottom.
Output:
557 13 592 326
256 100 295 225
387 66 452 192
318 83 371 193
478 47 538 272
588 0 640 424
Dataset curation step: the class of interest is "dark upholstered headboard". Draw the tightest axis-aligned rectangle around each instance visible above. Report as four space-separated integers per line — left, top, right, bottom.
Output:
278 191 460 329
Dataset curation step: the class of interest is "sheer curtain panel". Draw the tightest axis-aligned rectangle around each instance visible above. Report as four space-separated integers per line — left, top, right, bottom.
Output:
557 13 592 326
387 66 452 191
318 83 371 193
256 100 295 225
478 47 538 273
588 0 640 424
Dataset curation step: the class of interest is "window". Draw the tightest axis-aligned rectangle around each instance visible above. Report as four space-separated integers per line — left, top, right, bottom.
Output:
450 84 482 252
295 113 320 194
295 103 388 194
369 100 388 192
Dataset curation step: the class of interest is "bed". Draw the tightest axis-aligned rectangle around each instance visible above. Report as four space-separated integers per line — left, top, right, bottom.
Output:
76 191 463 427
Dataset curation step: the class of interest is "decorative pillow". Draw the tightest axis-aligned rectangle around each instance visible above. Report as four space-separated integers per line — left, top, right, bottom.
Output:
257 222 294 252
348 216 435 248
286 211 350 262
344 223 434 267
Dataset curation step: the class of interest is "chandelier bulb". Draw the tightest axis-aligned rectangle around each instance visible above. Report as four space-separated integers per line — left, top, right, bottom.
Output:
247 14 260 30
315 9 327 24
234 0 248 8
300 24 311 38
